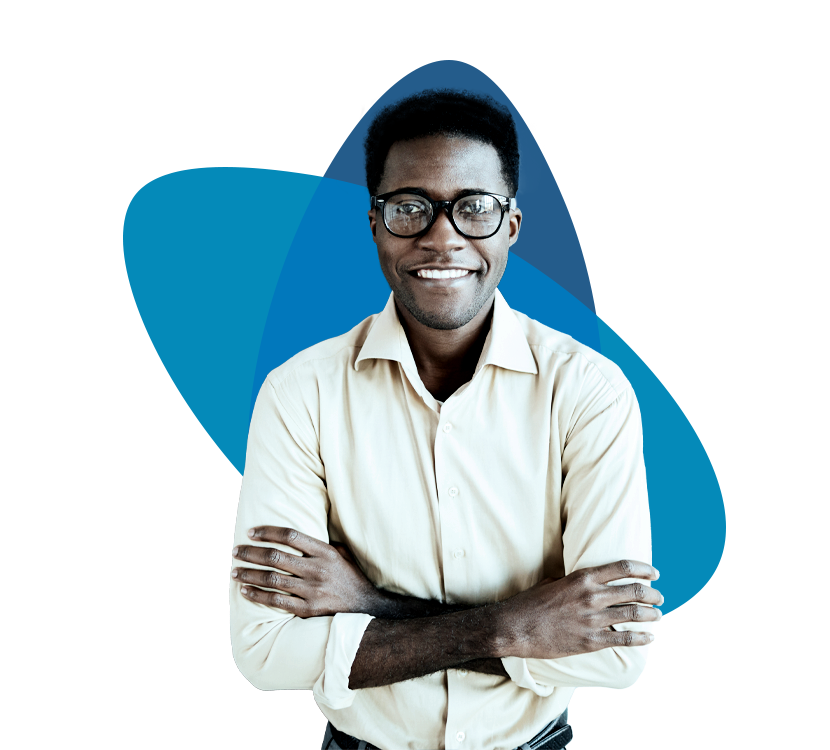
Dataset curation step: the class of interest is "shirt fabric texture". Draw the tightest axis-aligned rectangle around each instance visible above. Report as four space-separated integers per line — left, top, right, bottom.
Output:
231 290 653 750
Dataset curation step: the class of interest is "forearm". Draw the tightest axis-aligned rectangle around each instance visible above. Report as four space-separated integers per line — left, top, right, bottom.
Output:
367 588 471 619
357 589 509 678
348 605 507 688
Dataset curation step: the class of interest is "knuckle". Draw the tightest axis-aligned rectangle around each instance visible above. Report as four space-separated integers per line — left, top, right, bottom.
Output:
266 572 285 589
285 528 299 543
622 630 635 646
580 632 597 651
632 583 645 601
618 559 633 576
629 605 642 622
587 612 604 629
267 549 283 566
583 590 599 609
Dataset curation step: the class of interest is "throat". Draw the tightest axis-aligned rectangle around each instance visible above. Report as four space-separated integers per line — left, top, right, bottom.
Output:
421 366 477 403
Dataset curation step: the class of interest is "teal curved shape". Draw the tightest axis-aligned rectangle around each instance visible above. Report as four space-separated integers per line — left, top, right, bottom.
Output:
124 168 320 471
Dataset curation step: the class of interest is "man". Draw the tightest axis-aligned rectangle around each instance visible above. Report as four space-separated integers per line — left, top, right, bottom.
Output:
230 90 660 750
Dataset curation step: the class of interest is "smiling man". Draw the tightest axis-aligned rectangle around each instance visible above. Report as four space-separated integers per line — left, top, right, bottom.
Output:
230 90 659 750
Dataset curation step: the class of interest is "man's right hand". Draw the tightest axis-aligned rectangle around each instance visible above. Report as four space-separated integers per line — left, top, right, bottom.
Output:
492 559 662 660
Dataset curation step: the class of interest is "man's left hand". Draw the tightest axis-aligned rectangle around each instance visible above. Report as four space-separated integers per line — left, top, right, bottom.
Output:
232 526 381 618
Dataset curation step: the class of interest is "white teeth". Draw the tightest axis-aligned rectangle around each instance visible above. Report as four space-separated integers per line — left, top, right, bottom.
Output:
416 269 471 279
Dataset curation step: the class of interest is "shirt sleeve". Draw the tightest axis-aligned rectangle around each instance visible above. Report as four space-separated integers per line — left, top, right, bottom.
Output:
502 382 653 695
230 375 373 708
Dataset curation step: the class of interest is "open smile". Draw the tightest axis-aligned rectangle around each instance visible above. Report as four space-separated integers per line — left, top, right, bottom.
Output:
411 268 475 281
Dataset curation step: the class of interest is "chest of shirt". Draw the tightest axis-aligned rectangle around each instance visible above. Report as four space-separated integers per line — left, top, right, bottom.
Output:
316 360 567 605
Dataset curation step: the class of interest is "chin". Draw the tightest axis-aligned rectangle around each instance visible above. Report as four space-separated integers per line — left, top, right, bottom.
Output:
405 300 484 331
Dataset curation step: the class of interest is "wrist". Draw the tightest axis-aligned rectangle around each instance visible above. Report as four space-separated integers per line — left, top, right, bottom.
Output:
484 601 518 659
359 586 398 618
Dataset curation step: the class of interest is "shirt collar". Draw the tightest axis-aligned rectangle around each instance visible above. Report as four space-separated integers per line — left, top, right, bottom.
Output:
355 289 538 376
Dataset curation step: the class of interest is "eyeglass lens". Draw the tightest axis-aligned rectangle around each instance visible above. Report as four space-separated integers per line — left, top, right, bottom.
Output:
384 194 503 238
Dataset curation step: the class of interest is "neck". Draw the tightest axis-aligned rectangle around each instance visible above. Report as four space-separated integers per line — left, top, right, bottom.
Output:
395 295 495 402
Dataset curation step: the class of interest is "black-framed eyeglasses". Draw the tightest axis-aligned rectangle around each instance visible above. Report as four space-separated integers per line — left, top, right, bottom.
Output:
370 190 517 240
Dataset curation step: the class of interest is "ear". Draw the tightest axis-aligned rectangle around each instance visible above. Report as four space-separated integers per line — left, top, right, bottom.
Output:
368 208 379 244
507 207 522 247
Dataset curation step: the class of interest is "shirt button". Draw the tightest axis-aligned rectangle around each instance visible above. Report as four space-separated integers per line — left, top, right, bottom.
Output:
458 668 468 677
448 486 459 498
456 731 466 742
453 549 465 559
442 423 453 433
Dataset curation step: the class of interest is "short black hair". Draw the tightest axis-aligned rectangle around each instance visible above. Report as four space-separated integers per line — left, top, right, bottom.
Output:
364 89 519 197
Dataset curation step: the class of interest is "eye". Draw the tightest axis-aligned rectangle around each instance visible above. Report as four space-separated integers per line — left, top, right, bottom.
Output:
388 195 429 217
457 195 497 216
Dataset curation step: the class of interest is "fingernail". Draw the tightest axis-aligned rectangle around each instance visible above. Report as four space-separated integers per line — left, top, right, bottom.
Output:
241 587 248 595
231 569 238 578
648 633 655 641
659 596 665 605
653 569 660 579
232 547 239 556
655 608 662 619
247 528 256 538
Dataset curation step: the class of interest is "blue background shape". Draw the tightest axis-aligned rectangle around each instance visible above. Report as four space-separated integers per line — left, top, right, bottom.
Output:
2 63 830 616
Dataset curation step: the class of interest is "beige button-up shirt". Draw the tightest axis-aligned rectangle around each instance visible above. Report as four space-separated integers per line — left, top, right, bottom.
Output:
231 290 652 750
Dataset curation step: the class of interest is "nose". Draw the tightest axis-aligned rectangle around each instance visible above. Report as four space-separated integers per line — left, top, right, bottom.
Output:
418 207 466 251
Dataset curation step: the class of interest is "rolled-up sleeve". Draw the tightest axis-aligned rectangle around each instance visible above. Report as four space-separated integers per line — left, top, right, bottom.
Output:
503 382 653 694
230 374 373 708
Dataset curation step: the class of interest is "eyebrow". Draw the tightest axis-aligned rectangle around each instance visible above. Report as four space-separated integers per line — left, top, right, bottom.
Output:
389 187 499 198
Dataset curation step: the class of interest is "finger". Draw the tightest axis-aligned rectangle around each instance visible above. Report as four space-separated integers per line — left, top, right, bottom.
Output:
589 560 659 585
593 628 655 649
232 566 310 596
239 585 312 617
597 581 664 607
602 603 662 627
247 526 333 558
233 544 309 572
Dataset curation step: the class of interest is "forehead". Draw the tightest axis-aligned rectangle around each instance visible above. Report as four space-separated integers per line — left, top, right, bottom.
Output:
379 136 508 197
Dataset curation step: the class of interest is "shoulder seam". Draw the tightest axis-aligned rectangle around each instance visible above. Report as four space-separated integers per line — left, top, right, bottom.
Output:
266 344 362 391
528 343 629 402
265 372 321 446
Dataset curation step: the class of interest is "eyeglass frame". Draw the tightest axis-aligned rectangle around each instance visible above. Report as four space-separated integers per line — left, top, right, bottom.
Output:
370 189 518 240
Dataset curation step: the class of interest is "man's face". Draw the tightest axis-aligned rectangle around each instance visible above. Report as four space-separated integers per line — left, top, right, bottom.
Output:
369 135 522 331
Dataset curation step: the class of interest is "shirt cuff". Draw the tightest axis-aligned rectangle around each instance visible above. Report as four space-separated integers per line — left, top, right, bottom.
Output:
312 612 374 709
501 657 554 697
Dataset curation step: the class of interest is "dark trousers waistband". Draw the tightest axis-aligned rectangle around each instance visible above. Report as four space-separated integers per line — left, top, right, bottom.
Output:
324 709 572 750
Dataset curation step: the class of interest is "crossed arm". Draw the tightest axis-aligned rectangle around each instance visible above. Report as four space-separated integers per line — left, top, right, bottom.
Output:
342 589 510 688
234 526 509 689
232 526 661 690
